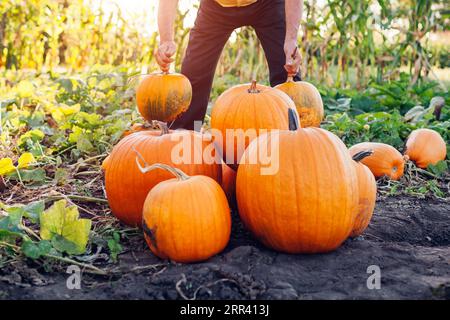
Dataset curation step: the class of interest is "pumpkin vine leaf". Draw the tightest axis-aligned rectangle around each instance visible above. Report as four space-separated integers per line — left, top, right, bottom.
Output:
39 200 92 255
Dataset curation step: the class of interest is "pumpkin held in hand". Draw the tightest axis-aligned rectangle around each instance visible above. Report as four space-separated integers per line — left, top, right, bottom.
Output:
139 163 231 263
349 142 405 180
236 110 359 253
405 128 447 169
275 77 324 128
136 73 192 122
102 122 221 226
350 150 377 237
211 80 297 170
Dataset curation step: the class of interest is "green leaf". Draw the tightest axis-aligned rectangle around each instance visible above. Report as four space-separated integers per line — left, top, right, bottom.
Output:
22 201 45 223
54 168 69 186
51 235 82 255
427 161 448 177
17 129 45 147
107 232 122 262
76 136 94 153
39 200 91 255
10 168 47 184
0 208 24 238
21 240 52 259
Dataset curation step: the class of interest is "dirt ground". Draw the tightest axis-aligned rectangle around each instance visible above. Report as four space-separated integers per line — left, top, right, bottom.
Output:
0 195 449 300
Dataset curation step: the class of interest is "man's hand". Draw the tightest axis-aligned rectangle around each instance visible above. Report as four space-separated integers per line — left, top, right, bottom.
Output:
284 40 301 77
155 41 177 73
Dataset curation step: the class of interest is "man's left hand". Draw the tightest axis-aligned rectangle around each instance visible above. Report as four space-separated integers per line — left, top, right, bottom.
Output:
284 40 301 77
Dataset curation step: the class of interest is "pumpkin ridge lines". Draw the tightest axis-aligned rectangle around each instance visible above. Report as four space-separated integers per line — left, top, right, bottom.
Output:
312 129 335 250
113 135 143 222
264 92 281 131
167 182 181 259
309 129 326 250
290 133 303 251
219 89 247 164
208 180 219 250
232 91 251 163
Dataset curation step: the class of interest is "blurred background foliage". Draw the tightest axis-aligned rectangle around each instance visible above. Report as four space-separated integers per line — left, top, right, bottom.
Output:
0 0 448 90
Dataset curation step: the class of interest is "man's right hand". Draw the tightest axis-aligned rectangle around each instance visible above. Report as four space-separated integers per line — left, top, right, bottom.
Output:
155 41 177 73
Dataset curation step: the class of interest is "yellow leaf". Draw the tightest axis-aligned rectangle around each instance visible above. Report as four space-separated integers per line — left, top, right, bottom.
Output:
0 158 16 175
40 200 92 255
17 80 34 98
18 153 36 169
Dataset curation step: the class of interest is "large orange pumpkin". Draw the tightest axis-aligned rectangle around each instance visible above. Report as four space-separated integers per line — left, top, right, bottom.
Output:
136 73 192 122
349 142 405 180
350 150 377 237
405 128 447 169
236 110 359 253
102 123 221 226
210 80 297 170
275 77 324 128
140 163 231 263
221 163 237 209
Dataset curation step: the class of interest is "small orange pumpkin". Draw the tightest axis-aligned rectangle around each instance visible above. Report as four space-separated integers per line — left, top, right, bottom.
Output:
236 110 358 253
140 163 231 263
102 122 221 226
136 73 192 122
275 77 324 127
350 150 377 237
405 128 447 169
211 80 297 170
349 142 405 180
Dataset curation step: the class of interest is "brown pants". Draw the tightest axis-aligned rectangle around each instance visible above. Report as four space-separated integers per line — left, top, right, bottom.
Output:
172 0 300 130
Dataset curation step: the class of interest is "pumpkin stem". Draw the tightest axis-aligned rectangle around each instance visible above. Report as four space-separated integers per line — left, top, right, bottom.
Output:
151 120 169 135
136 161 190 181
133 147 190 181
352 150 374 162
248 80 260 93
287 75 294 82
288 109 300 131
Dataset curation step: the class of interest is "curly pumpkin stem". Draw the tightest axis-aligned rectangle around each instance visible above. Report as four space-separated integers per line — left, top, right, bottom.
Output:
133 147 190 181
248 80 260 94
288 108 300 131
352 150 374 162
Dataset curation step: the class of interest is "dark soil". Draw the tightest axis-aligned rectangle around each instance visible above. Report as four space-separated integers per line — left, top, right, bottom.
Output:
1 195 449 300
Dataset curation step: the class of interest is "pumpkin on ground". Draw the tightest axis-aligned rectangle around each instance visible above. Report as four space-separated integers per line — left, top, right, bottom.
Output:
275 77 324 128
139 163 231 263
236 109 359 253
350 150 377 237
221 163 237 209
102 122 221 226
210 80 297 170
349 142 405 180
136 72 192 122
405 128 447 169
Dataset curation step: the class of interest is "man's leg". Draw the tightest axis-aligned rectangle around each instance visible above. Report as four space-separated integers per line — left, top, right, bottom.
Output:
252 0 301 87
171 2 235 130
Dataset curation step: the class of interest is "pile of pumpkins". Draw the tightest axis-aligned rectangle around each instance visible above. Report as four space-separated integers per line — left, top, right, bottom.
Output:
102 72 447 263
